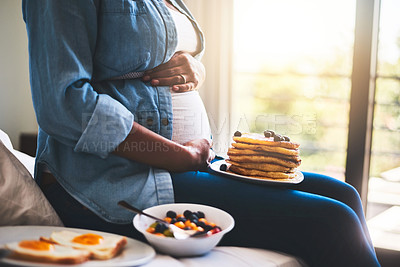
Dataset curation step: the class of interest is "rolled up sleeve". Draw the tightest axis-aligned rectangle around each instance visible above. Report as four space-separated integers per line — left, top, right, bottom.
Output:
23 0 135 158
74 94 134 158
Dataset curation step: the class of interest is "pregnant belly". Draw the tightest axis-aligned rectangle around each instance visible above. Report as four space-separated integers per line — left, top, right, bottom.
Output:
171 91 211 144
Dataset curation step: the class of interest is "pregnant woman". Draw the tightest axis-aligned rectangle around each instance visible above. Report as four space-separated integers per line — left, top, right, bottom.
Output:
23 0 380 266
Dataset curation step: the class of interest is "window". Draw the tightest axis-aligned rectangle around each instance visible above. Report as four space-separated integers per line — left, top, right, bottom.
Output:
370 0 400 183
232 0 356 180
366 0 400 251
185 3 400 242
229 0 400 251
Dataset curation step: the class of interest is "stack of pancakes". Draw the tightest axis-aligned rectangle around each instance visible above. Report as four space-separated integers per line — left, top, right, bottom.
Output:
227 132 301 179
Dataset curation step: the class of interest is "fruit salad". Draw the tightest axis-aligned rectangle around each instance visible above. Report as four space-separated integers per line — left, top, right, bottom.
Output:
146 209 222 238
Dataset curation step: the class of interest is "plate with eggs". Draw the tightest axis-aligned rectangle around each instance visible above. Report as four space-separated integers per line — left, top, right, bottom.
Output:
0 226 155 266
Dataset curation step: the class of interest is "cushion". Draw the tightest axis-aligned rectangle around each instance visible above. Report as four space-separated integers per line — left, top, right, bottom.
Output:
0 129 35 177
143 247 306 267
0 129 13 150
8 149 35 178
0 140 63 226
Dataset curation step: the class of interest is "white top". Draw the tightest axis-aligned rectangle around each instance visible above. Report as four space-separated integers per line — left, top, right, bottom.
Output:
168 7 199 54
166 5 211 144
170 91 211 144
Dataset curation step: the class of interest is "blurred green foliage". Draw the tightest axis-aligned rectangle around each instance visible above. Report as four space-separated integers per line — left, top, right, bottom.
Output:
232 50 400 181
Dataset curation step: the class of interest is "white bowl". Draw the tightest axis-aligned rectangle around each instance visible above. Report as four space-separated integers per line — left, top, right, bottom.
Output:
133 203 234 257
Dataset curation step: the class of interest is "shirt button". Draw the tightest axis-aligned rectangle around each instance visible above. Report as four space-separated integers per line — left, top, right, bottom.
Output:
161 118 169 126
146 118 153 126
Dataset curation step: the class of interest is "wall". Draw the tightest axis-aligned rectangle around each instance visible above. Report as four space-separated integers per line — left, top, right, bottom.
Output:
0 0 37 148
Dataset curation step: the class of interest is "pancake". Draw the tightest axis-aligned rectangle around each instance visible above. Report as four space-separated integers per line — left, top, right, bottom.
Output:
231 142 299 156
233 133 300 149
227 147 301 162
227 160 293 172
228 155 301 168
227 131 302 179
229 165 297 179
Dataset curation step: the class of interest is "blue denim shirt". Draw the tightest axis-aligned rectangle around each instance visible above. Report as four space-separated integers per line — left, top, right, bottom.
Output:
22 0 205 224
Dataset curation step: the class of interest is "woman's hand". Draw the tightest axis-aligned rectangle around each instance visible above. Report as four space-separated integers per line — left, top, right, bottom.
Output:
114 122 214 172
183 138 215 171
142 51 206 92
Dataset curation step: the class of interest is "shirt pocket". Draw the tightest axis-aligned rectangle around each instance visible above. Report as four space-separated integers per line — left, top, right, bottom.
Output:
101 0 147 14
94 0 151 73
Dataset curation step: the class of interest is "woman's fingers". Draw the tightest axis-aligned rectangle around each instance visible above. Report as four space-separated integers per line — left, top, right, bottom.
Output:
146 52 184 74
171 82 196 92
144 53 187 79
142 52 205 91
148 74 194 85
143 66 183 80
147 74 197 92
151 79 195 92
183 138 213 171
143 69 195 87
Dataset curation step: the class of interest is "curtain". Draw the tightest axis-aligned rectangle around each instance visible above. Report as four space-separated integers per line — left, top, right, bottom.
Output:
185 0 234 156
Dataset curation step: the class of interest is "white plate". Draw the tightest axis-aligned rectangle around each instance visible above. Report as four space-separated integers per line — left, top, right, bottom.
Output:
210 160 304 185
0 226 155 267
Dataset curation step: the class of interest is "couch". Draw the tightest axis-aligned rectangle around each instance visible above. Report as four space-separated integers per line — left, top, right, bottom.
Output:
0 129 306 266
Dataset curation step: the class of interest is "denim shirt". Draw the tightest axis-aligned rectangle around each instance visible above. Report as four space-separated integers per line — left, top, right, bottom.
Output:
22 0 205 224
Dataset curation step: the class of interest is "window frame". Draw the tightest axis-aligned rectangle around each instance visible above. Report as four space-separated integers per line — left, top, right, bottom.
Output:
346 0 380 209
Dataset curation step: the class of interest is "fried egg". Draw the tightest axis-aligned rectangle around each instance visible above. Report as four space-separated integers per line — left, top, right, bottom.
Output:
50 230 127 260
51 231 120 250
5 240 91 264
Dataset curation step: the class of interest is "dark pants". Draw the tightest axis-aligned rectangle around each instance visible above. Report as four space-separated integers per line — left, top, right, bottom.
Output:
41 170 380 267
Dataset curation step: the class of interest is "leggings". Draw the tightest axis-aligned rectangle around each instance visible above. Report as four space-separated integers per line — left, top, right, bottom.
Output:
42 169 380 267
171 170 380 267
